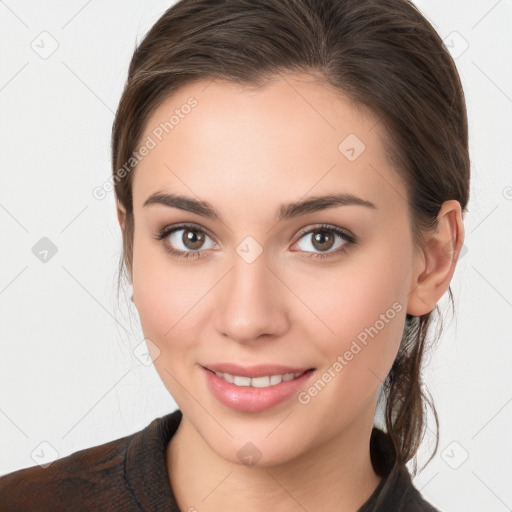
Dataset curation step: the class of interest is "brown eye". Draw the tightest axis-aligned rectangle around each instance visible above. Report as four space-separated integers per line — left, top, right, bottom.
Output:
293 224 354 258
311 230 335 252
182 229 205 250
157 224 217 258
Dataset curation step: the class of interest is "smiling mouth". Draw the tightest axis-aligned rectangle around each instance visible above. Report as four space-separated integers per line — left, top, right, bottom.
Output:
205 368 315 388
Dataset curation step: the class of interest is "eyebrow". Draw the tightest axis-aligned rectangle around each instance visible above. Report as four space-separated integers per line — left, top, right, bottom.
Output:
143 191 377 222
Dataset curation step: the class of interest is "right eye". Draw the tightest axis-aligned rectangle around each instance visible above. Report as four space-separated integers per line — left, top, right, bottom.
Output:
156 224 218 259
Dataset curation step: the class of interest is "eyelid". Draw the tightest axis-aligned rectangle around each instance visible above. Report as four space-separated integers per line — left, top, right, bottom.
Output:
294 223 356 244
158 222 217 243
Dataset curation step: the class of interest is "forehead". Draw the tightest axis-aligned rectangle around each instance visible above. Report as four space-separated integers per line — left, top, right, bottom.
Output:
132 74 407 217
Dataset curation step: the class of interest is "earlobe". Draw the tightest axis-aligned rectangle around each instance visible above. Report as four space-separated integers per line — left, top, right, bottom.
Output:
407 200 465 316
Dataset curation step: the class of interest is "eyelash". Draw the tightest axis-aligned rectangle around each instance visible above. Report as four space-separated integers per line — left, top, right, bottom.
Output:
155 223 356 261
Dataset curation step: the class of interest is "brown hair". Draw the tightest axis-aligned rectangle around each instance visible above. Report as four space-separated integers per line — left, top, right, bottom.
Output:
111 0 469 498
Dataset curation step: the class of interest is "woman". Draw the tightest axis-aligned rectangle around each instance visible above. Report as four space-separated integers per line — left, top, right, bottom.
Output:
0 0 468 510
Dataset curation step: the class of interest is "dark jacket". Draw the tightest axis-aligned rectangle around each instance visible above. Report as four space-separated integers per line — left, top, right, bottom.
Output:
0 409 440 511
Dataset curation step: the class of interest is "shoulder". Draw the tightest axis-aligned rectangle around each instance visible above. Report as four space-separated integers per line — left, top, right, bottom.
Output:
361 463 442 511
0 409 182 512
0 432 135 512
360 428 442 512
386 465 443 511
401 474 441 512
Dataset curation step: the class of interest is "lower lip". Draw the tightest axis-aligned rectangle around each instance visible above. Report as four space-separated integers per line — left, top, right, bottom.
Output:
202 367 314 413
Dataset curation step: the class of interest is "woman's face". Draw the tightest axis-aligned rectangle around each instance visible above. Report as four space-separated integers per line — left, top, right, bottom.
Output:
129 73 422 465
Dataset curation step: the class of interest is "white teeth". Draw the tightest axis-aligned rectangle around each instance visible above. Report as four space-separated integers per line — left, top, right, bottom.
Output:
222 372 234 384
233 375 251 386
214 371 305 388
269 374 282 385
251 376 270 388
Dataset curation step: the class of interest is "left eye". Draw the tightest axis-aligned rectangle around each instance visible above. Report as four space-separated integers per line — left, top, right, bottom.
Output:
292 225 354 255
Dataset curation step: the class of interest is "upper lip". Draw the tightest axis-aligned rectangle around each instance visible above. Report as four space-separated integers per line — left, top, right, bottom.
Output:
203 363 314 378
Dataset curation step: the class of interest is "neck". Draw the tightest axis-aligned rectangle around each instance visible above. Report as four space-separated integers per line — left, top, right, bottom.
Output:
166 412 382 512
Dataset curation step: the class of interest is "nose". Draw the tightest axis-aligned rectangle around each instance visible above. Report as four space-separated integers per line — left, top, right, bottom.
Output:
212 251 289 344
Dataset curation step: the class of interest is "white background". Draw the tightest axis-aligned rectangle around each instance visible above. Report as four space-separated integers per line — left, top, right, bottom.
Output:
0 1 511 510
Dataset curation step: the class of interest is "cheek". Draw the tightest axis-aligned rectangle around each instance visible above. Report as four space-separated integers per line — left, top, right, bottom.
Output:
290 252 408 426
131 239 210 404
131 235 199 349
289 243 409 372
131 233 230 382
132 245 172 339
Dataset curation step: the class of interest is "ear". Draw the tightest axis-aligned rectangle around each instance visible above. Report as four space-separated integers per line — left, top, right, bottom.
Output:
116 199 127 231
116 199 134 286
407 200 465 316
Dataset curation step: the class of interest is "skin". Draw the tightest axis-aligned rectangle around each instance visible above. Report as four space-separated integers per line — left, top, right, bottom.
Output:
117 72 465 511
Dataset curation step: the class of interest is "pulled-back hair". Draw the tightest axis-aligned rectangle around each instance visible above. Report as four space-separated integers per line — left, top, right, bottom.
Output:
111 0 469 500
